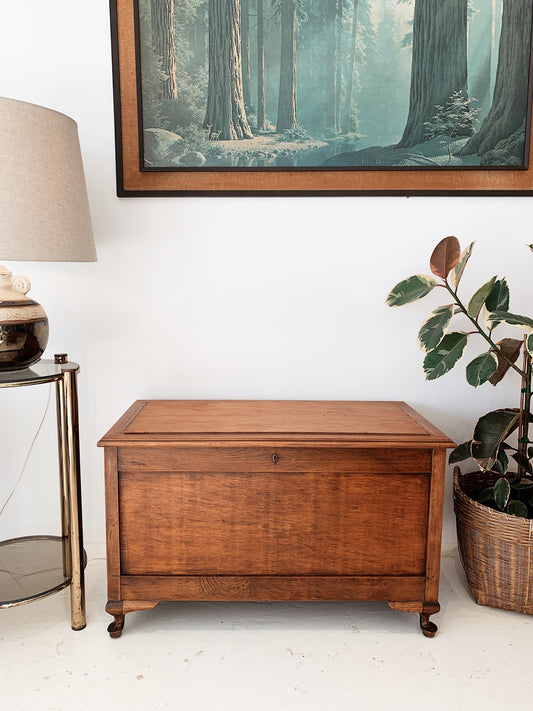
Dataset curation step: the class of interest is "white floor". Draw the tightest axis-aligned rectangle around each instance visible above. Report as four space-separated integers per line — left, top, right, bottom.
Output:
1 543 531 711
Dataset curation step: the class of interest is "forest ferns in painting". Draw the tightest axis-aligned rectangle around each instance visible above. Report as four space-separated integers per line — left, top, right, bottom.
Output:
137 0 533 170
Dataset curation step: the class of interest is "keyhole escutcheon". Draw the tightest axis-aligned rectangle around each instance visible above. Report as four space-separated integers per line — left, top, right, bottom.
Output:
272 453 278 464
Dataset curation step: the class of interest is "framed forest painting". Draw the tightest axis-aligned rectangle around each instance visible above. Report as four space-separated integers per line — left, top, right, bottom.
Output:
110 0 533 196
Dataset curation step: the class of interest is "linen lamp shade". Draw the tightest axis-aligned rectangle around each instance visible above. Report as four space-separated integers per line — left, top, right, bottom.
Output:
0 97 96 370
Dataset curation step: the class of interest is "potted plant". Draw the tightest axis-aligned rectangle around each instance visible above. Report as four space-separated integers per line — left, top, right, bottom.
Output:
386 235 533 613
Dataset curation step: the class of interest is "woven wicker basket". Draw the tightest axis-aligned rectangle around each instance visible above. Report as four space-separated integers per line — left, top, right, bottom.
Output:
453 466 533 614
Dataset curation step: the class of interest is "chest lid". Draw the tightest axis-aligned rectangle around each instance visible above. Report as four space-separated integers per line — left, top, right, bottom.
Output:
98 400 455 448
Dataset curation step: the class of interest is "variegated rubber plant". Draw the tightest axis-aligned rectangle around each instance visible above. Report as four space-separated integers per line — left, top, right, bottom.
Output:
387 236 533 518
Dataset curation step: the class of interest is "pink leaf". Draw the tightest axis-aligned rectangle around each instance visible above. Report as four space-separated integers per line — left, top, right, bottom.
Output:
430 236 461 279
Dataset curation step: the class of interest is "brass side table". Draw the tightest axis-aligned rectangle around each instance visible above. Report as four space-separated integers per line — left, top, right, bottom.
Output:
0 354 86 630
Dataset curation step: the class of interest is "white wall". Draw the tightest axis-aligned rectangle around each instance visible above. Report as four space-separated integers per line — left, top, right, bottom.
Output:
1 1 532 546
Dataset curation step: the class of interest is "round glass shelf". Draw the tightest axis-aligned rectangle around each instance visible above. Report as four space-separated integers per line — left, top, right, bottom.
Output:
0 354 86 628
0 536 86 607
0 358 79 389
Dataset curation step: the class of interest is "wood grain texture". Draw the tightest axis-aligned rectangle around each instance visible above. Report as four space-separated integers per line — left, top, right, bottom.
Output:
103 448 121 601
98 400 455 447
118 446 432 473
121 575 426 602
425 449 448 602
119 470 429 576
100 399 454 636
125 400 439 437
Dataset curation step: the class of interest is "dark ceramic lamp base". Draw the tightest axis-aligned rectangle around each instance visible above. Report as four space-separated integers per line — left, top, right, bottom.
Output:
0 267 49 372
0 316 49 371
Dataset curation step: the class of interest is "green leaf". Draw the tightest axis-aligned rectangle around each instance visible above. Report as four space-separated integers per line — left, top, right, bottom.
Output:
467 276 497 319
497 448 509 475
511 452 533 475
423 332 468 381
488 338 523 386
506 500 529 517
491 458 504 474
471 409 520 471
511 477 533 490
485 278 510 313
489 311 533 332
386 275 438 307
430 236 461 279
448 440 472 464
528 244 533 253
477 486 495 504
465 351 498 387
527 334 533 357
494 477 511 510
450 242 474 289
417 304 454 352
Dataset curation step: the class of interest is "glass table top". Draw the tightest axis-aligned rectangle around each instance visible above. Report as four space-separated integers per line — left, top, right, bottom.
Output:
0 358 79 388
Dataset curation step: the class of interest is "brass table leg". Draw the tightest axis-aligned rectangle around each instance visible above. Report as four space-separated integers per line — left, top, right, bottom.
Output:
55 376 71 582
55 356 86 631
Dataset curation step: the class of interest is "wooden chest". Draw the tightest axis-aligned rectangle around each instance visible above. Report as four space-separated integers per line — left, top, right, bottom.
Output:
98 400 454 637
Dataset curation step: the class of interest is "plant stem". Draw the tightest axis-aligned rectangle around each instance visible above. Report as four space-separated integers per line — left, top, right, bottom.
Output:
444 282 526 379
518 336 532 476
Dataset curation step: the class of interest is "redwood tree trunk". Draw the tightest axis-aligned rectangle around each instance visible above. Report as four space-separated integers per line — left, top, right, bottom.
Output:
342 0 359 134
204 0 253 140
335 0 343 133
150 0 177 101
460 0 532 157
324 0 338 132
276 0 298 132
241 0 251 108
257 0 266 131
397 0 470 148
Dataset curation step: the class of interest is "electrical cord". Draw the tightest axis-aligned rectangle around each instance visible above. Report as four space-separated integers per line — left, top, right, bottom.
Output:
0 383 52 518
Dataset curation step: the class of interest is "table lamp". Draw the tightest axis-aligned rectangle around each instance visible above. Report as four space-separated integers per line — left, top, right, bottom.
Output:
0 97 96 371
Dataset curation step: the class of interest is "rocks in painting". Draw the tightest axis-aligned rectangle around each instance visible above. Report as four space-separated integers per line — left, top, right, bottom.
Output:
143 129 206 167
176 151 206 167
143 128 185 166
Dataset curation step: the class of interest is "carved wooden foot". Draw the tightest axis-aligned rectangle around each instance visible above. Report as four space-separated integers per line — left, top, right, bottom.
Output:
105 600 159 638
107 615 125 638
389 601 440 637
106 601 125 638
419 613 438 638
